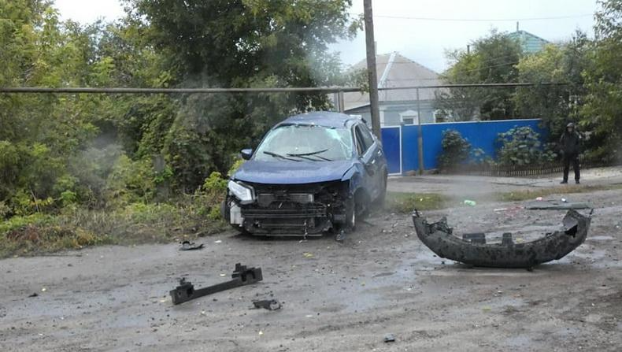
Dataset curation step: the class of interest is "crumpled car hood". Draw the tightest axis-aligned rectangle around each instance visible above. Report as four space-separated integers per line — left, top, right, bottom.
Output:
233 160 356 184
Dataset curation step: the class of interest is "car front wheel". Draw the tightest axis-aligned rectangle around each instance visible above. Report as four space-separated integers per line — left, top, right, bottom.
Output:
345 198 357 231
374 172 388 208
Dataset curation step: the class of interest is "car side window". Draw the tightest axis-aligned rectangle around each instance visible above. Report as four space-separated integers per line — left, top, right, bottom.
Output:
359 124 376 150
354 124 374 156
355 124 375 156
354 127 364 155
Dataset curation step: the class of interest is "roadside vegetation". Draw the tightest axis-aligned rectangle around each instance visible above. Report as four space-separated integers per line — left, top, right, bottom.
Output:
497 183 622 202
384 192 449 213
0 0 361 257
0 172 230 258
384 182 622 215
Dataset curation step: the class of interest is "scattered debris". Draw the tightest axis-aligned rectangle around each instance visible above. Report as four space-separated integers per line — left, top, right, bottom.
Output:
494 206 524 213
524 200 591 210
28 293 38 298
360 219 375 227
180 241 204 251
384 333 396 343
335 230 347 242
463 200 477 206
252 299 282 311
169 263 263 305
41 287 47 292
412 209 592 268
214 240 222 244
303 252 314 258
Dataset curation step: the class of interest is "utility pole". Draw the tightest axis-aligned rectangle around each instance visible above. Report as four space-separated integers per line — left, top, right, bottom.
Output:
363 0 381 139
416 88 424 174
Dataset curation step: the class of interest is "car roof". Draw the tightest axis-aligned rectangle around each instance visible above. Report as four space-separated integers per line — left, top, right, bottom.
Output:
278 111 361 129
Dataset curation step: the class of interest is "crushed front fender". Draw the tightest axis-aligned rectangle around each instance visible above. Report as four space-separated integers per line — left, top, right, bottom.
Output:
412 209 592 268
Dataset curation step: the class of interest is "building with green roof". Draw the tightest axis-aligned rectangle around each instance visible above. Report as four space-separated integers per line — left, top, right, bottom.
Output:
507 26 550 54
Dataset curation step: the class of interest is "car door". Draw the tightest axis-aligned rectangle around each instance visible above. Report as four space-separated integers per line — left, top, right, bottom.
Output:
354 123 383 200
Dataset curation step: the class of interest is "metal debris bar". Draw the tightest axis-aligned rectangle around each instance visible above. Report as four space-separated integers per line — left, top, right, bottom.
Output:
252 299 282 311
170 263 263 305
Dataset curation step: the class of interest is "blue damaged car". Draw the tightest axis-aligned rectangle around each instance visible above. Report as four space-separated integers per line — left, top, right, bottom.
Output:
222 111 388 236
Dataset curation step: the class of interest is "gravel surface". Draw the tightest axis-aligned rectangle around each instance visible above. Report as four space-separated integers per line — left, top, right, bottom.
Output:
1 189 621 351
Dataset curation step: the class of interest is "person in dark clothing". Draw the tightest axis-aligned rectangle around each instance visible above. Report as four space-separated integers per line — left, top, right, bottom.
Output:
559 122 581 184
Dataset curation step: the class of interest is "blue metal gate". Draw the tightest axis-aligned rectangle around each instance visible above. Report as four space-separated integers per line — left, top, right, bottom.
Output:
381 126 402 175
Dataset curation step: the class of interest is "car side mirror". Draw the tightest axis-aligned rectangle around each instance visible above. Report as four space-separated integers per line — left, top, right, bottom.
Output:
240 148 253 160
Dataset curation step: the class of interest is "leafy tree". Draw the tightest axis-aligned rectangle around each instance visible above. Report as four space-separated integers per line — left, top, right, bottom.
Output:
126 0 361 188
436 30 522 121
0 1 99 208
514 31 590 138
0 0 361 216
581 0 622 163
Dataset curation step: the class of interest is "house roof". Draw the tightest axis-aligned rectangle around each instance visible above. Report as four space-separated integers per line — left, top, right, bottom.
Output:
343 52 444 111
506 30 549 54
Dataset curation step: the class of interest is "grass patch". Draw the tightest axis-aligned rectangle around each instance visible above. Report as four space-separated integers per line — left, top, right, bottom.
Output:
385 192 449 213
498 183 622 202
0 201 228 258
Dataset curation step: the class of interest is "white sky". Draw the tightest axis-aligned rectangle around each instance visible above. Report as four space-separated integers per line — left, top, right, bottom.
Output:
54 0 598 73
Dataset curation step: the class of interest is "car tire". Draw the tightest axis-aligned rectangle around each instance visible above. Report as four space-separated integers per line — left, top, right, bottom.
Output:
374 171 388 208
345 198 357 231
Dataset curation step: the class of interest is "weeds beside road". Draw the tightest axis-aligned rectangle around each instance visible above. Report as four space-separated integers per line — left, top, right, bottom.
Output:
2 178 620 258
0 203 228 258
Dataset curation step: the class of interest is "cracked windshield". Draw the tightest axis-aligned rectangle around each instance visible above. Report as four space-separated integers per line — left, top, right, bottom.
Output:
255 125 353 162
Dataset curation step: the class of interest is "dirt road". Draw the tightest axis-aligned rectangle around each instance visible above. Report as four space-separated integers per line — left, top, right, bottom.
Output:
1 189 621 351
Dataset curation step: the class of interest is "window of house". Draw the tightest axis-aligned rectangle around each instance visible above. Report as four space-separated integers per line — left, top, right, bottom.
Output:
400 110 418 125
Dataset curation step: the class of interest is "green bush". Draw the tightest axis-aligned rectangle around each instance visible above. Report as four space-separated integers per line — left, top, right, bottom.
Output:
104 155 158 206
438 130 472 170
496 126 556 167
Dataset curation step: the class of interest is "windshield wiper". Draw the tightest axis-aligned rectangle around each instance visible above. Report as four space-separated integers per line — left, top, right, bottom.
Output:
287 149 332 161
288 154 332 162
287 149 328 157
263 151 301 162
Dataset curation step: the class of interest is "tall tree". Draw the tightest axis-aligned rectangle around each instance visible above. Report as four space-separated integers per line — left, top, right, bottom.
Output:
435 30 522 121
514 31 590 138
126 0 360 188
581 0 622 163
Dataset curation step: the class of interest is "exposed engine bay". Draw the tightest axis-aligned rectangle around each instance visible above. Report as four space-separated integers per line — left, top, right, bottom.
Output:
223 180 352 236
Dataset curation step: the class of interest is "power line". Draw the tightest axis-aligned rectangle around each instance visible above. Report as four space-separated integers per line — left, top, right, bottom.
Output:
0 87 361 94
0 82 571 95
372 13 593 22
